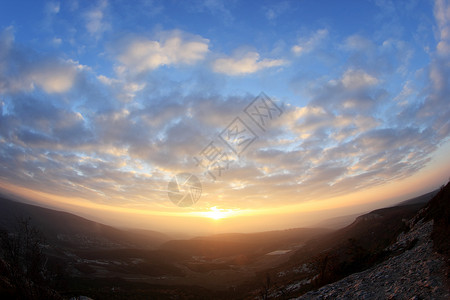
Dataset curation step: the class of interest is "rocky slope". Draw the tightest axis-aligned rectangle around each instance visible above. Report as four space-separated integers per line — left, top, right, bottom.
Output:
293 207 450 299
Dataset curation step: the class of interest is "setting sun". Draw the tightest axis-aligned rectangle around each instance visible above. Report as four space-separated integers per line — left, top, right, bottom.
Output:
202 206 236 220
1 0 450 299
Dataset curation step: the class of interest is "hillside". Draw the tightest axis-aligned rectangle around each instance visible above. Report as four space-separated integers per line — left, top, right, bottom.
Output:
266 182 450 299
0 196 332 298
295 215 449 299
0 187 448 299
0 197 170 249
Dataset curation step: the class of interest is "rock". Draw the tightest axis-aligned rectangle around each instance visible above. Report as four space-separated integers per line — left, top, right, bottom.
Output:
292 218 450 300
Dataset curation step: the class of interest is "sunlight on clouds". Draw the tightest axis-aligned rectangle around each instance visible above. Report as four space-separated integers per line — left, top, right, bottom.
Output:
30 63 77 93
394 81 415 106
212 51 287 75
434 0 450 35
97 74 144 102
341 69 378 89
118 32 209 74
0 0 449 234
0 29 79 94
97 74 115 85
434 0 450 56
291 28 328 56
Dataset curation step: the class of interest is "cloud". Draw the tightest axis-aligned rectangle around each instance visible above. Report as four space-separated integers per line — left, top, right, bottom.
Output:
5 93 93 147
0 64 446 210
117 31 209 75
212 51 287 75
291 29 328 56
0 26 14 62
340 69 379 89
1 1 450 213
29 60 79 93
264 1 291 21
84 0 110 38
434 0 450 57
339 34 414 76
45 1 60 14
309 68 381 113
393 81 414 106
52 37 62 46
190 0 234 24
413 0 450 140
0 28 79 94
342 34 374 52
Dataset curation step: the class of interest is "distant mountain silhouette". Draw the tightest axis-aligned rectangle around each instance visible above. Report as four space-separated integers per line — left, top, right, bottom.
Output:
396 189 439 206
313 189 439 230
0 196 170 249
312 213 362 229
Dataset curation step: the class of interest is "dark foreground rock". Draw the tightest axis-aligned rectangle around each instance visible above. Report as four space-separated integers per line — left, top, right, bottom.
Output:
293 218 449 300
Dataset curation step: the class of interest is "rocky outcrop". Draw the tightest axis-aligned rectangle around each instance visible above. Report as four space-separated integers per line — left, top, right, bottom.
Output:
293 217 450 300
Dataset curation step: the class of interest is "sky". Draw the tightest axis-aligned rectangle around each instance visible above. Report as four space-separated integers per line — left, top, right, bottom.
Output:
0 0 449 235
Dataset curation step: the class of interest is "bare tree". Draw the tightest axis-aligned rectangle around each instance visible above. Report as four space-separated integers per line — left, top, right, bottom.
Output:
0 217 61 299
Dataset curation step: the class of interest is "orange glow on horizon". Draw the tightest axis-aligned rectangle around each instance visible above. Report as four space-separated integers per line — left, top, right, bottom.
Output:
196 206 241 220
0 138 449 236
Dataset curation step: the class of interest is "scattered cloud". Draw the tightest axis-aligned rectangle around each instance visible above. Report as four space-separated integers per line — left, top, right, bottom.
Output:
84 0 110 38
434 0 450 57
212 51 287 75
0 28 80 94
29 61 79 93
308 68 381 114
191 0 234 24
52 37 62 46
45 1 60 14
0 0 449 214
414 0 450 140
342 34 374 52
341 69 379 89
264 1 291 21
292 29 328 56
116 31 209 75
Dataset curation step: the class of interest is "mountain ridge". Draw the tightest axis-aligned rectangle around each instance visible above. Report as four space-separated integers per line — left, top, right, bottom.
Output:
0 196 170 249
282 183 450 299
